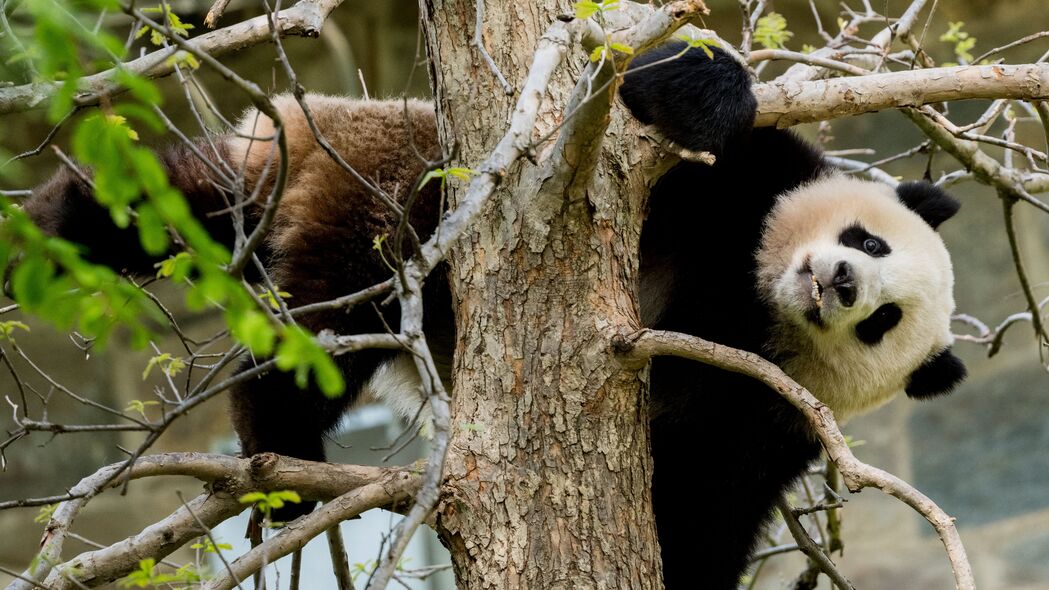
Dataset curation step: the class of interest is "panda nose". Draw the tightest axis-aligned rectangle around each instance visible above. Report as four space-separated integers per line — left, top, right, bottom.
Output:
833 261 856 307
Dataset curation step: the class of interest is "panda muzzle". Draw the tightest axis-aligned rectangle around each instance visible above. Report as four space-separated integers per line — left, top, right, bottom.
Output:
810 261 856 309
830 261 856 307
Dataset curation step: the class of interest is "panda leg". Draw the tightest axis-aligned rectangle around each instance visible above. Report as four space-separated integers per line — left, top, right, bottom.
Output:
227 350 388 523
651 423 778 589
650 378 820 588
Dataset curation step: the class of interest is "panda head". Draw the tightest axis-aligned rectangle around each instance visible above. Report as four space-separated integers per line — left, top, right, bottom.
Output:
756 175 966 420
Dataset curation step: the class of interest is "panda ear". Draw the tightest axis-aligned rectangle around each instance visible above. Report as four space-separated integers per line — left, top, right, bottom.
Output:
905 347 967 400
895 181 961 229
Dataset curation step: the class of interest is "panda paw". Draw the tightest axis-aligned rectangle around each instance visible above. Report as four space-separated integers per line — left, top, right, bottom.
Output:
619 42 757 156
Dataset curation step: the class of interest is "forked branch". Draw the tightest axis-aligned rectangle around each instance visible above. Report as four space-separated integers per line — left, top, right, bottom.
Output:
615 329 975 590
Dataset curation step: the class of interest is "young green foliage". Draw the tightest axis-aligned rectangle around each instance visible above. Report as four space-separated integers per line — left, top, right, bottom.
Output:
119 559 200 588
674 33 720 59
0 321 30 341
939 21 977 65
239 490 302 527
33 503 58 524
754 12 794 50
136 6 195 46
8 0 347 399
573 0 619 20
125 399 160 419
142 353 187 380
190 539 233 553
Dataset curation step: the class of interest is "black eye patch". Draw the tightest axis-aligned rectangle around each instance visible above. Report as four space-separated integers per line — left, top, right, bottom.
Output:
839 224 891 257
855 303 902 345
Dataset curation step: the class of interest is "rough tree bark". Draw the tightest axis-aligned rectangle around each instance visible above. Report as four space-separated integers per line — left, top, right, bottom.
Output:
421 1 665 586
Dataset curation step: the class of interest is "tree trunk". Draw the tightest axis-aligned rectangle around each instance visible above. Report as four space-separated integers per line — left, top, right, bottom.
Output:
420 0 664 587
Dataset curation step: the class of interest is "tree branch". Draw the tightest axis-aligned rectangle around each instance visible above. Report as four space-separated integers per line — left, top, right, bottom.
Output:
614 329 975 590
5 453 421 590
902 108 1049 200
776 498 855 590
203 467 420 590
0 0 343 116
754 63 1049 128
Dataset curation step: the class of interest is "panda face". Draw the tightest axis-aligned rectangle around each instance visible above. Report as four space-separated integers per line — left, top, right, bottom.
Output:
756 175 959 420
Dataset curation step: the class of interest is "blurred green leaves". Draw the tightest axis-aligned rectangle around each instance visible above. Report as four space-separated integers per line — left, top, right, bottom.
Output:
2 0 346 397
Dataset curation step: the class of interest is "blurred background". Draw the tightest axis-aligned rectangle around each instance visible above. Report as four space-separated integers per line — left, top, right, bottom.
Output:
0 0 1047 588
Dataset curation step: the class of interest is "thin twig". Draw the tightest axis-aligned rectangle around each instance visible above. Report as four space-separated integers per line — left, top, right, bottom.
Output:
473 0 513 95
777 497 856 590
1001 195 1049 353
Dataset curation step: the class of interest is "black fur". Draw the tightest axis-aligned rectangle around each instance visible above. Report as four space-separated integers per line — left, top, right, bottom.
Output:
906 347 967 399
625 46 826 589
839 224 891 257
855 303 903 345
619 42 757 157
896 181 961 229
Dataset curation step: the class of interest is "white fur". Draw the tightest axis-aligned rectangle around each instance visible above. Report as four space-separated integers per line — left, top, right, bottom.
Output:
757 175 956 421
360 354 433 438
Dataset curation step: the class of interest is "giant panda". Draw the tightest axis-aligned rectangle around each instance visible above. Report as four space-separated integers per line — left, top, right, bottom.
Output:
623 42 966 588
22 42 965 588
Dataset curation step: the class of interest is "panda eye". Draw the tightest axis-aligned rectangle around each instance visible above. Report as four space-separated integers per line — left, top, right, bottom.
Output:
839 224 892 257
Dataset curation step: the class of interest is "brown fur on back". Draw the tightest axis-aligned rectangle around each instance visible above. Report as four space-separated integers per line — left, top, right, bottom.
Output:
224 95 442 308
219 97 453 509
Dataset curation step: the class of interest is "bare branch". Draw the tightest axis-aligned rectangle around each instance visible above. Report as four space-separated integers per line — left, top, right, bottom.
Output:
325 526 353 590
6 453 421 590
776 498 855 590
902 108 1049 202
748 49 870 76
1001 196 1049 349
615 329 975 590
202 467 420 590
973 31 1049 65
473 0 513 95
0 0 344 115
755 63 1049 128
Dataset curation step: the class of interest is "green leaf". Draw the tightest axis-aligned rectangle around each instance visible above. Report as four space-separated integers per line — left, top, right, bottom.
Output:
125 399 159 419
230 310 277 356
313 353 344 397
271 490 301 504
136 202 169 256
12 256 55 308
34 504 58 524
673 34 720 59
260 287 292 310
113 70 162 107
574 0 601 19
155 252 193 280
754 12 794 50
275 326 345 397
142 353 186 380
0 320 31 341
191 539 233 553
238 492 268 505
